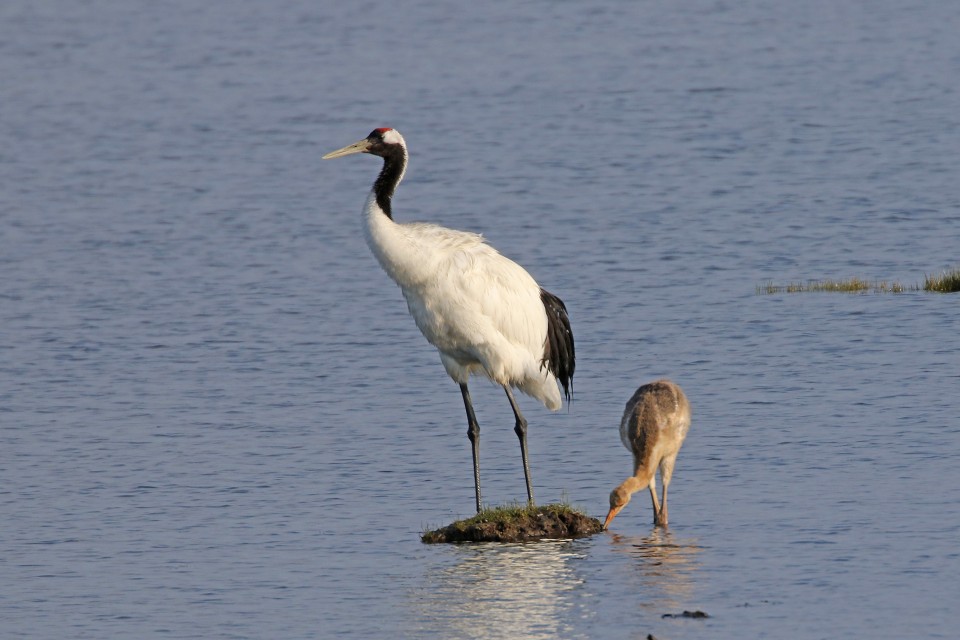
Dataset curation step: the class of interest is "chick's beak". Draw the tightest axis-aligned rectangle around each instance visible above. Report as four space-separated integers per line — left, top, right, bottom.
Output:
323 138 372 159
602 505 623 531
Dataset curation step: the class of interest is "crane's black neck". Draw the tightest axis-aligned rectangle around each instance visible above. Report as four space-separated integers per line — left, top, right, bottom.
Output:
372 145 407 220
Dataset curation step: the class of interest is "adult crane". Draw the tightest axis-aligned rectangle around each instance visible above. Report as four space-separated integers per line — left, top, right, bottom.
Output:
323 128 575 513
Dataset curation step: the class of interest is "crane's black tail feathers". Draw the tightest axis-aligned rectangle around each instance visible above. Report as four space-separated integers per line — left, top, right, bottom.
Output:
539 288 575 403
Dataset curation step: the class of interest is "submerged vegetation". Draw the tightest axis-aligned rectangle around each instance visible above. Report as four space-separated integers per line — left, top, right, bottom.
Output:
758 267 960 294
421 502 603 543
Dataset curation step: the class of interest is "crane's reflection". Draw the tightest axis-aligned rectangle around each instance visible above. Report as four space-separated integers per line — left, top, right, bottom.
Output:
608 527 702 611
409 530 702 637
411 539 588 640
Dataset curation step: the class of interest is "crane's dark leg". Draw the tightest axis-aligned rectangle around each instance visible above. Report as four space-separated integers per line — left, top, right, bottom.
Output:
460 383 482 513
504 387 534 505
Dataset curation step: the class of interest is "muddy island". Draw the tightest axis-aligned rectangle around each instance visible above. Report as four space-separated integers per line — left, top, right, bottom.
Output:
422 503 603 543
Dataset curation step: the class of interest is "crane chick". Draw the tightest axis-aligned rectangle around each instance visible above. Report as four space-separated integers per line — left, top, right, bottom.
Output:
604 380 691 529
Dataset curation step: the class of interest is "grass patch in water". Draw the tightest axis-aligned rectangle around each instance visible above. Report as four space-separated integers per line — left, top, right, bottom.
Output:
756 270 960 295
422 501 602 544
924 267 960 292
757 277 906 294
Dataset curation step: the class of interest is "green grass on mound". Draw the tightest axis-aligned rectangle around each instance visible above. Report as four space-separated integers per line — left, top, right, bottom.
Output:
422 502 603 544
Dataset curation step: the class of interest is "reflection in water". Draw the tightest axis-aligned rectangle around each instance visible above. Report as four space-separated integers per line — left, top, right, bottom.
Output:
410 532 703 638
411 540 588 640
609 528 703 611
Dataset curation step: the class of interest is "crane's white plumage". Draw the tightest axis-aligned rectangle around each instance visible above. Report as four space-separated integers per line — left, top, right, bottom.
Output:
365 194 561 409
324 127 574 512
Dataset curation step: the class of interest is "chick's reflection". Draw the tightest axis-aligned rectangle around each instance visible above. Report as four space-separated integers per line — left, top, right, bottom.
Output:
609 528 702 609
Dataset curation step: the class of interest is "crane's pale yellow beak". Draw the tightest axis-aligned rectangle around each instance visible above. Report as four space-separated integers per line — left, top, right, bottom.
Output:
322 138 372 160
602 505 624 530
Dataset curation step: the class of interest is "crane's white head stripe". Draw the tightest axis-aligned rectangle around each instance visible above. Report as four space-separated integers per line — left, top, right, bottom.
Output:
380 128 404 146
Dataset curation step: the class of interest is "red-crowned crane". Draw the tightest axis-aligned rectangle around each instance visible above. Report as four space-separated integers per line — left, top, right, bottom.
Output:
604 380 691 529
324 128 575 513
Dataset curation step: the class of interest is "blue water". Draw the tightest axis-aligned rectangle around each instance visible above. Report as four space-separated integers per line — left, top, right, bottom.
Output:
2 1 958 638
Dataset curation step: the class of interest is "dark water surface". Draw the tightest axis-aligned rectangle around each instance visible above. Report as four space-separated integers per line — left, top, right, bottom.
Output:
2 1 958 638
